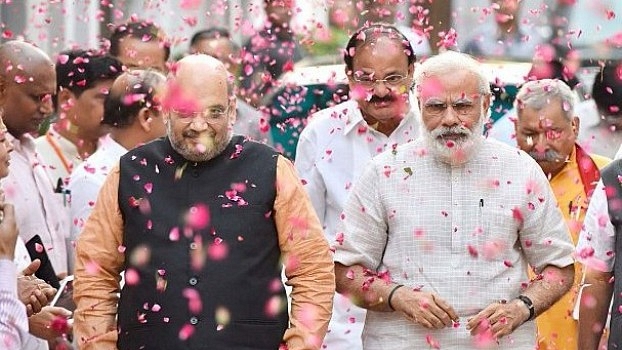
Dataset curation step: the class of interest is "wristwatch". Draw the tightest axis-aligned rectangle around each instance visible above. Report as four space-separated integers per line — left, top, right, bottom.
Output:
516 295 535 321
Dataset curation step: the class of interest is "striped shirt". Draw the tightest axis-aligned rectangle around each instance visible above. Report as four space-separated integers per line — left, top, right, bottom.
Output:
0 259 28 350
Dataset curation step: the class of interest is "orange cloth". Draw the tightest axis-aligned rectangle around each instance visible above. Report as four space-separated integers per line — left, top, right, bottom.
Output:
534 147 610 350
72 155 335 350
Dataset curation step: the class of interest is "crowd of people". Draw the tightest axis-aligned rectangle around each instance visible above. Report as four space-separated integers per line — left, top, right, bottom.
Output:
0 0 621 350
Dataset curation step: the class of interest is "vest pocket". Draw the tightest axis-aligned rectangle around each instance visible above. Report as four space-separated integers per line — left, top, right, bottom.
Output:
223 318 287 349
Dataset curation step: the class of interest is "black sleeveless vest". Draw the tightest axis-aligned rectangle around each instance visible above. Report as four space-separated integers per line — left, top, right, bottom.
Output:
600 159 622 349
116 136 288 350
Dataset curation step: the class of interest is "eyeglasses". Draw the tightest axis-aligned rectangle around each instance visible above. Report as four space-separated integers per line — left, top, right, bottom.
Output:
169 105 231 125
352 73 409 88
519 129 568 145
422 98 480 117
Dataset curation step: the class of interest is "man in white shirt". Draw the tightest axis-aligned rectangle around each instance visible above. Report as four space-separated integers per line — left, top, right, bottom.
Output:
0 40 73 350
334 51 575 349
0 173 27 350
295 24 418 349
68 69 166 272
34 50 123 188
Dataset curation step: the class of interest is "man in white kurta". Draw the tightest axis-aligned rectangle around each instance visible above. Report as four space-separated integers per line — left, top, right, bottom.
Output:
295 24 419 349
334 51 575 350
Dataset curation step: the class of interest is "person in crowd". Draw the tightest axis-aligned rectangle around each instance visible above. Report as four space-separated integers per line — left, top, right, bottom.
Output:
334 51 575 349
0 41 72 348
361 0 431 57
575 158 622 349
67 69 166 273
189 27 270 143
73 54 334 350
35 49 122 187
295 23 418 349
487 57 580 146
514 79 610 350
240 0 304 107
577 61 622 158
108 19 169 72
0 115 27 350
310 0 358 56
0 40 69 278
462 0 547 60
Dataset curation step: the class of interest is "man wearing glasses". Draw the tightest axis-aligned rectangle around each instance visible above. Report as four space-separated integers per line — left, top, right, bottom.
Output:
334 51 575 349
295 23 418 349
73 54 335 350
513 79 610 350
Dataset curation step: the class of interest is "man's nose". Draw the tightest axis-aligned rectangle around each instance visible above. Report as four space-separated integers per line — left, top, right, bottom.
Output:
372 81 390 97
440 106 461 127
39 97 54 116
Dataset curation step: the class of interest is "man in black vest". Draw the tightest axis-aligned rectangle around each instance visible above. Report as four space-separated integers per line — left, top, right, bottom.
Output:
73 54 335 350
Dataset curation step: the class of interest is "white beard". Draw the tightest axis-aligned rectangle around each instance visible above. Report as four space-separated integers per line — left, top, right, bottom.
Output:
423 113 486 166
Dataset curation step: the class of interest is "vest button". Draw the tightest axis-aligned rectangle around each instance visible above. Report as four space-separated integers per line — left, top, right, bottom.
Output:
190 316 199 325
192 169 199 177
190 242 198 250
189 277 198 286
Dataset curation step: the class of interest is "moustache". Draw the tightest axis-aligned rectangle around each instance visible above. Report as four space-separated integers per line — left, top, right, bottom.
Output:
368 95 397 104
528 149 564 162
431 125 472 140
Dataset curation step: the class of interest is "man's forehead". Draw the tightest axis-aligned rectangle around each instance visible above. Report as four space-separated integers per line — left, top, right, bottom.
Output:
9 67 55 91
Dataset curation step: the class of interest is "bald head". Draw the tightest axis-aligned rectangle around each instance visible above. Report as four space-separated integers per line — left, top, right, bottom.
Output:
173 54 231 95
0 41 53 72
0 41 56 137
163 54 233 112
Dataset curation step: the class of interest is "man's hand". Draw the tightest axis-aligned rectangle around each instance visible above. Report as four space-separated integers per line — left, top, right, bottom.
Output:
466 299 529 340
0 202 17 260
18 259 56 316
392 288 459 329
28 306 73 341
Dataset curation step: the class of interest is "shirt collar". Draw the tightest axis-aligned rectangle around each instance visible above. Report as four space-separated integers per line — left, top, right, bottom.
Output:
343 100 417 137
7 131 36 154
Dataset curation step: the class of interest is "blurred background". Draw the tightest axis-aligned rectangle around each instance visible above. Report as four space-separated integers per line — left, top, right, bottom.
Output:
0 0 619 63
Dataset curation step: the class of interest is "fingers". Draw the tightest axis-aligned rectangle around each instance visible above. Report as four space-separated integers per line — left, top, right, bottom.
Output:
405 293 458 329
28 291 44 315
21 259 41 276
433 294 459 323
26 304 34 317
466 302 522 340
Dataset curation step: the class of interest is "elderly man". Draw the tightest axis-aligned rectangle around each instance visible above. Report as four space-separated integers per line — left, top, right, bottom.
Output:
73 54 334 350
67 69 166 273
0 40 73 349
334 51 575 349
295 23 418 349
514 79 610 350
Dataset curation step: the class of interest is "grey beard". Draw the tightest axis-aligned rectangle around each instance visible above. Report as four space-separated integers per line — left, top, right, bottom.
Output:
423 117 485 166
167 124 232 162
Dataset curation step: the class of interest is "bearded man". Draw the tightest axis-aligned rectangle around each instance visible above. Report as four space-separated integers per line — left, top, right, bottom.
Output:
333 51 575 350
73 54 334 350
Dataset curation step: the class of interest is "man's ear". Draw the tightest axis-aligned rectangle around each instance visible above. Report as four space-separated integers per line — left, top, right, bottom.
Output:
571 115 580 137
57 88 74 112
0 74 8 105
137 107 154 132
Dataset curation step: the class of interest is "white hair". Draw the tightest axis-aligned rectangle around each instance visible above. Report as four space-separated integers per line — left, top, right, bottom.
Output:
413 51 491 97
515 79 576 121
